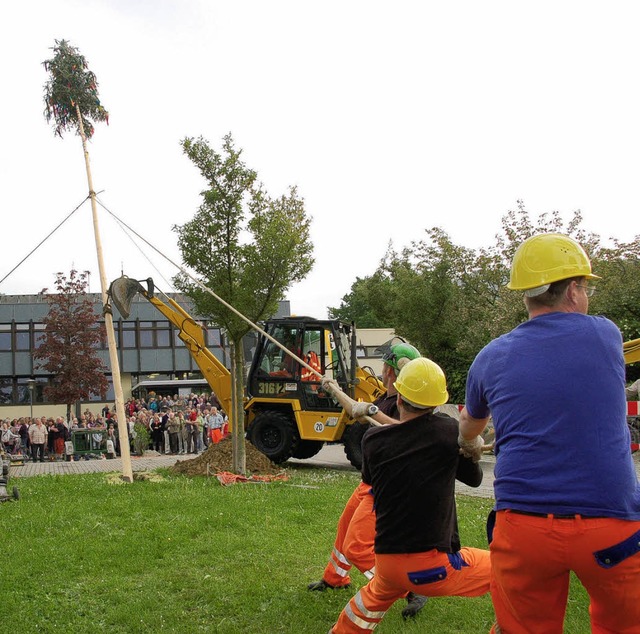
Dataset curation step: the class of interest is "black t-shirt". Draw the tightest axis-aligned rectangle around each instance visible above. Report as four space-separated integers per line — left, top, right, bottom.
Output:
362 411 483 554
374 392 399 419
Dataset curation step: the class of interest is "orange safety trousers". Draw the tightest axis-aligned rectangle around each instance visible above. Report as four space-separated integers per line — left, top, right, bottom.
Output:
489 511 640 634
331 547 491 633
322 482 376 587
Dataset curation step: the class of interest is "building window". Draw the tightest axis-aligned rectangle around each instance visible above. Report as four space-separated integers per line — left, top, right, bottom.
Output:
0 324 11 351
0 378 12 404
139 321 172 348
121 322 136 348
156 327 171 347
207 328 221 347
139 321 154 348
34 324 46 349
15 324 30 351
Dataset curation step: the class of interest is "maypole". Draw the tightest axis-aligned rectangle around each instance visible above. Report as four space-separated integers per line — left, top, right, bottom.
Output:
43 39 133 482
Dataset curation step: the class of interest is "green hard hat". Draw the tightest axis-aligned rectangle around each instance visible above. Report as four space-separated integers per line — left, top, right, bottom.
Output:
382 342 421 371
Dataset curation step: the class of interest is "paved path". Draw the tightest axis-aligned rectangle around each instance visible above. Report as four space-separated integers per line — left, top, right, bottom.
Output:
9 451 193 478
9 445 640 503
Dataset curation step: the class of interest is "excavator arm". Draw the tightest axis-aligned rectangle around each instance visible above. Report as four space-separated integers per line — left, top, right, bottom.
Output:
108 276 232 416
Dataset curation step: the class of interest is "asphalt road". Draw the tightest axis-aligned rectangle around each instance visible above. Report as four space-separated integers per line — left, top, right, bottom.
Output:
291 443 497 499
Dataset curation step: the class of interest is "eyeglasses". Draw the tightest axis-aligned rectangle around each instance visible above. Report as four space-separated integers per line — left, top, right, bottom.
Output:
576 284 597 297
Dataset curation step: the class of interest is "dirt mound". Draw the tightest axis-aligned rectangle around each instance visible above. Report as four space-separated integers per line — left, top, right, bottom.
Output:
169 437 284 477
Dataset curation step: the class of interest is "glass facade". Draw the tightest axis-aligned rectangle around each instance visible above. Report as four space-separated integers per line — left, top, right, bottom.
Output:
0 318 224 405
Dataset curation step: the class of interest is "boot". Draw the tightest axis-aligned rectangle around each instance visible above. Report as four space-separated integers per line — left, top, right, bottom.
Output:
401 592 428 619
307 579 351 591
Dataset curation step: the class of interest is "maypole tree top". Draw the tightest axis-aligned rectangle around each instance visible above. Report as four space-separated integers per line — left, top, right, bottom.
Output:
42 39 109 138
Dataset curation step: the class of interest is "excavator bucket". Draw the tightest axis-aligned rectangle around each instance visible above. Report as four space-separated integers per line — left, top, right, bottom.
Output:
108 276 154 319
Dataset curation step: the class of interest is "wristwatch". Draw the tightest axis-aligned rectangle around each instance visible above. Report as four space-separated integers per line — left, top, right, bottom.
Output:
367 404 379 416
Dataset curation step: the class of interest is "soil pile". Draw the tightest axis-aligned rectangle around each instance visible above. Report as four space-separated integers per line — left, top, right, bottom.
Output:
169 437 284 477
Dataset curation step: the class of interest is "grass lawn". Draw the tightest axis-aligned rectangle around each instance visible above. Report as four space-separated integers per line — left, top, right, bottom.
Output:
0 466 590 633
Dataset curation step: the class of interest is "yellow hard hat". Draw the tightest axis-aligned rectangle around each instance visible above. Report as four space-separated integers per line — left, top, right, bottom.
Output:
393 357 449 408
507 233 600 295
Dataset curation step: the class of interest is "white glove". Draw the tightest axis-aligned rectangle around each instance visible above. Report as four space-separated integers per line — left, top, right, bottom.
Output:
350 401 373 420
321 377 342 396
458 434 484 463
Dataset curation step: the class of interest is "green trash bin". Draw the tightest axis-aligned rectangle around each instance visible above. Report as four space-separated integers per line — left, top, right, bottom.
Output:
69 428 108 459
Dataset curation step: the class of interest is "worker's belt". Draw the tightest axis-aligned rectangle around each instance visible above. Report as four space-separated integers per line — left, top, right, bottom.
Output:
509 509 606 520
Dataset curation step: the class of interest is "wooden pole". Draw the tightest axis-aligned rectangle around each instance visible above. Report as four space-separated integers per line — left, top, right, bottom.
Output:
75 105 133 483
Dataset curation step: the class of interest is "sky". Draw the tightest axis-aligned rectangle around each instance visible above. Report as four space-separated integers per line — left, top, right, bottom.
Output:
2 1 640 319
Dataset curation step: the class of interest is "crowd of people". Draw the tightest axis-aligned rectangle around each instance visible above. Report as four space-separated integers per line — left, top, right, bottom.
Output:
0 391 228 463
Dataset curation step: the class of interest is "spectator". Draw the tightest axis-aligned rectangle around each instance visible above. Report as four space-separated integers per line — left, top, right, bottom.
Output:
202 409 211 449
167 412 181 454
46 417 56 460
28 417 48 463
54 417 66 460
18 418 29 454
193 410 203 452
177 411 188 454
1 420 20 454
208 407 225 444
149 414 164 453
184 416 195 454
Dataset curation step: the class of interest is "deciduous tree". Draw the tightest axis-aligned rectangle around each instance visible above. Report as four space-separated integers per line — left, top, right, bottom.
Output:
174 134 314 473
34 270 108 422
329 201 640 401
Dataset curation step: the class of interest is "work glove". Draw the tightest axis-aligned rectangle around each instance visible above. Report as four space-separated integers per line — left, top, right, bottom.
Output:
320 377 342 396
350 401 372 420
458 433 484 463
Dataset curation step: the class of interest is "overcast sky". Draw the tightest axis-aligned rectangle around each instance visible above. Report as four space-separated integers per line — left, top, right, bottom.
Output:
2 1 639 318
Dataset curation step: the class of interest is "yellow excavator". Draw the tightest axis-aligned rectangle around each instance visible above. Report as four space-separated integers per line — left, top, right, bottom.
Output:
108 276 385 469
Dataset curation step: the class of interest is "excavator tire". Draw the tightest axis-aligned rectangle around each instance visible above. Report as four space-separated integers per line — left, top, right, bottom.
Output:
292 439 324 459
248 411 299 464
342 422 371 470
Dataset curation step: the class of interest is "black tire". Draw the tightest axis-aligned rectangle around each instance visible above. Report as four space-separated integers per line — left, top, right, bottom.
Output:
248 411 299 464
342 422 371 470
292 439 324 459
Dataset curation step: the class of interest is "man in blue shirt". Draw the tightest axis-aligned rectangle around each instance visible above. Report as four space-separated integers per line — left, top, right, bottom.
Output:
459 233 640 633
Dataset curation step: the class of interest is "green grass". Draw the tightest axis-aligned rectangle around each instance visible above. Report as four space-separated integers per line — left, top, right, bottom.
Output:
0 467 590 633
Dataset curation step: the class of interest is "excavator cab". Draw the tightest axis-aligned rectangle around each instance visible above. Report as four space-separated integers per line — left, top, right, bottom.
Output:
245 317 383 467
247 318 352 411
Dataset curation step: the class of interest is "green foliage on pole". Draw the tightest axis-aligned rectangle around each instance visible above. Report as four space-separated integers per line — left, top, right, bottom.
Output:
42 39 109 138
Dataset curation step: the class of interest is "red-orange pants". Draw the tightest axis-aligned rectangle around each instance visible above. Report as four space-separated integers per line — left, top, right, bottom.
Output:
322 482 376 587
489 510 640 634
331 547 490 633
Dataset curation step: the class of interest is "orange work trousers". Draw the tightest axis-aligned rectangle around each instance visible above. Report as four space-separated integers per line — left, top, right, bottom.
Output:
322 482 376 587
489 510 640 634
331 547 490 633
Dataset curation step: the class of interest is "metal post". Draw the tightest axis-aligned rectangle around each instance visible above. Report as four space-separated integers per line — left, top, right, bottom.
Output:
27 378 36 421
